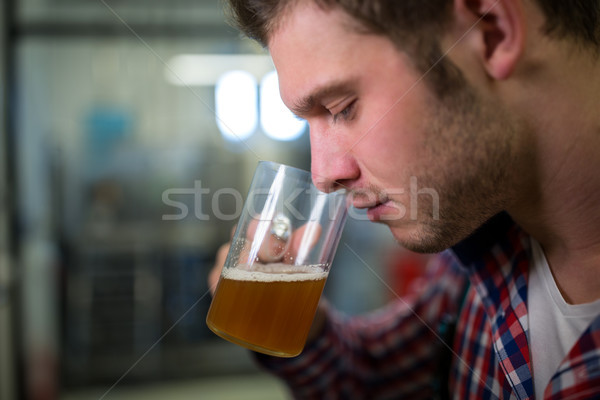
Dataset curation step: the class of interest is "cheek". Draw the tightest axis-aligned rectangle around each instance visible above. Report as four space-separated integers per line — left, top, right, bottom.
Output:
354 100 430 182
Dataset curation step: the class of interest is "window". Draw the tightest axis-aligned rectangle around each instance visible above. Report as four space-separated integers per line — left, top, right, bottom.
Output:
215 70 258 142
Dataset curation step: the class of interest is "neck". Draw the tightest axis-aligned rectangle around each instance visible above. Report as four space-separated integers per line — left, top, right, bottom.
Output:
508 43 600 304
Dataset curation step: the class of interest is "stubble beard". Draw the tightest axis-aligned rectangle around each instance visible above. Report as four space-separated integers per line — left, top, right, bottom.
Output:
393 82 522 254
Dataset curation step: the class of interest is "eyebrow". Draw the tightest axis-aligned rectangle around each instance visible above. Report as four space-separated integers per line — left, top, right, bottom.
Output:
289 80 357 117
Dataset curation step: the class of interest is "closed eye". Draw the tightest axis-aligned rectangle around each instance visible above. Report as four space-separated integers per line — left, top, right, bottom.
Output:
332 99 357 123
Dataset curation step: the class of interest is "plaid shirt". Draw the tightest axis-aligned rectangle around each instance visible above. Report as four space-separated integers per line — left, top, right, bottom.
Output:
255 213 600 399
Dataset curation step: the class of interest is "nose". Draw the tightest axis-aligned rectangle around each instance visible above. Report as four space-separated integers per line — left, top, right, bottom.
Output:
310 124 360 193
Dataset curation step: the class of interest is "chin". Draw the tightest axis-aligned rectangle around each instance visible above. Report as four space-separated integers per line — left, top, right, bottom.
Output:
387 225 442 254
387 218 473 254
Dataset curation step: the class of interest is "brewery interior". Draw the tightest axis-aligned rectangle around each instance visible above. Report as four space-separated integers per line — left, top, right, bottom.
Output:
0 0 432 398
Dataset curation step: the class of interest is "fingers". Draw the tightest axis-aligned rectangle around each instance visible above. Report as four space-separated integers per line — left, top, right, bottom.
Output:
244 217 291 264
283 222 322 264
236 218 323 265
250 219 323 265
258 233 290 263
210 218 324 294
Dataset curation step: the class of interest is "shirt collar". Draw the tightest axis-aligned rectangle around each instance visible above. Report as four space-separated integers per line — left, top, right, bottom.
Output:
451 211 517 267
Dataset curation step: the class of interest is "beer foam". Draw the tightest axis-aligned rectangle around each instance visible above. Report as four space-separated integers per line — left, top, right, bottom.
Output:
222 263 328 282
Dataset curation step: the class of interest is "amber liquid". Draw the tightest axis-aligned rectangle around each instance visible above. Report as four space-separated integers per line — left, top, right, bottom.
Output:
206 266 327 357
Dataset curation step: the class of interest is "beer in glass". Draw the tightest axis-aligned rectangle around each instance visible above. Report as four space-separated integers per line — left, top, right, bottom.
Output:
206 161 348 357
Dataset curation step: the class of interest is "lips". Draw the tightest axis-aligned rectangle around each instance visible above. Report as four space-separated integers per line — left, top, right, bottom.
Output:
366 201 397 221
351 199 380 209
350 191 394 221
349 186 410 223
350 192 386 210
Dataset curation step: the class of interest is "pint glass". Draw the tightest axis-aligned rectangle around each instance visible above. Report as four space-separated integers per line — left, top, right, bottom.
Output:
206 161 348 357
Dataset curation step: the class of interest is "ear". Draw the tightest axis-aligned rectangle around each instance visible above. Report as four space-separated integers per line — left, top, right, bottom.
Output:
454 0 526 79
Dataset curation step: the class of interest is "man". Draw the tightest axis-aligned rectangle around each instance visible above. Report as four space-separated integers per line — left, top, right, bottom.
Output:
212 0 600 398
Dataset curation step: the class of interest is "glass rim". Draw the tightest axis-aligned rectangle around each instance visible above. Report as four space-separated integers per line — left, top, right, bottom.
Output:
257 161 347 196
258 160 310 176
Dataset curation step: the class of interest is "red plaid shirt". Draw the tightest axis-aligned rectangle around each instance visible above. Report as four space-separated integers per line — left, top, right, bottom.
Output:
255 213 600 399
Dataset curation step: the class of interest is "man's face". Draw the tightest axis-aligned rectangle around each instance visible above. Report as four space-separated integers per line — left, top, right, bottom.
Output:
269 3 521 252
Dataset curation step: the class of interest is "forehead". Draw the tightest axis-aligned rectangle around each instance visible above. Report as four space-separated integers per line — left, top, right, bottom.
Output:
268 2 402 107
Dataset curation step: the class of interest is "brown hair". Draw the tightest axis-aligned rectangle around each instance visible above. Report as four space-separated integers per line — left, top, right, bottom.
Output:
225 0 459 97
226 0 599 98
226 0 451 48
226 0 600 49
537 1 600 46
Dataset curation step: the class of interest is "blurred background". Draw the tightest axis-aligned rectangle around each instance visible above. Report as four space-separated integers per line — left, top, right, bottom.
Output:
0 0 431 399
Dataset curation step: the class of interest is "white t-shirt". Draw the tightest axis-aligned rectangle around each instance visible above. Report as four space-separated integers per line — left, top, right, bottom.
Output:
528 238 600 397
